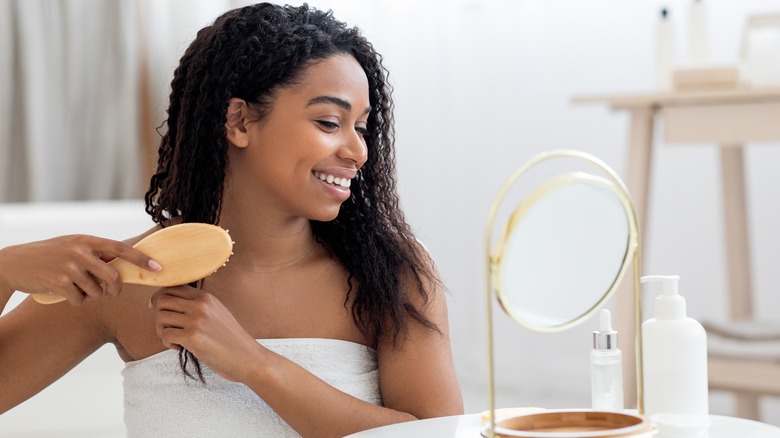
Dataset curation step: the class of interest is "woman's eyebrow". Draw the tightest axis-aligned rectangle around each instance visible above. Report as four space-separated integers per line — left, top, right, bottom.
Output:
306 95 371 114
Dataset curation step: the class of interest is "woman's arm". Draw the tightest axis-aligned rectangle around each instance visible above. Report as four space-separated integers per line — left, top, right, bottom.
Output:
0 298 109 414
375 279 464 418
0 234 156 413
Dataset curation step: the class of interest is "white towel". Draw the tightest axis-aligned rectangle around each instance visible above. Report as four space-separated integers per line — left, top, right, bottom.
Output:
122 338 382 437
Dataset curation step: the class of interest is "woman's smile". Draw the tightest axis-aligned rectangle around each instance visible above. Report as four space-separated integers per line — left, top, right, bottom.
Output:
313 171 353 202
314 171 351 188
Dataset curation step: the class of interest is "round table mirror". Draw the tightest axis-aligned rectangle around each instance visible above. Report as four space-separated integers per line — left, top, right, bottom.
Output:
484 150 643 437
494 172 633 331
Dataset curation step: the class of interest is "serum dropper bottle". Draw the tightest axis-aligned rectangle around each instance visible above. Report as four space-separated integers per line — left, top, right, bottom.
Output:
591 309 624 411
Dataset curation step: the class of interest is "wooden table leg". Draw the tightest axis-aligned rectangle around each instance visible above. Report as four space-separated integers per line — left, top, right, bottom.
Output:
720 145 753 321
617 107 655 409
720 144 759 420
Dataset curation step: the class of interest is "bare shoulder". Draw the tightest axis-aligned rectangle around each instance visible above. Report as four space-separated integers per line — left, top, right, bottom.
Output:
376 239 464 418
399 238 447 319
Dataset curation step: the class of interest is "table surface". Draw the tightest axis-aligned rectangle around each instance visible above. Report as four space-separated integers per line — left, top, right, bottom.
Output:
345 413 780 438
572 86 780 108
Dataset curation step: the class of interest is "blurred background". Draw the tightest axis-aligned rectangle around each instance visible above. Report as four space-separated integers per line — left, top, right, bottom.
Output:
1 0 779 436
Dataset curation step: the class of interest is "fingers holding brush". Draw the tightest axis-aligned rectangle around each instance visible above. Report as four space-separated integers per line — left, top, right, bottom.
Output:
0 234 160 305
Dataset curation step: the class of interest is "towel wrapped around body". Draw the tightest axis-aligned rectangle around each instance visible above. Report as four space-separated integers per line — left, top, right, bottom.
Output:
122 338 382 437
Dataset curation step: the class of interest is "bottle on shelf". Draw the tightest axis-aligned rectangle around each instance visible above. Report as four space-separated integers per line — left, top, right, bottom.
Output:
656 7 677 90
687 0 709 65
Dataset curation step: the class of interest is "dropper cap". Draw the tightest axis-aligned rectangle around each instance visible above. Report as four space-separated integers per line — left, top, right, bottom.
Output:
641 275 686 320
593 309 618 350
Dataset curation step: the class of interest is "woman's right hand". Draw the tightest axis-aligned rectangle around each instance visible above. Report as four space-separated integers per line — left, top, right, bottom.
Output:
0 235 161 306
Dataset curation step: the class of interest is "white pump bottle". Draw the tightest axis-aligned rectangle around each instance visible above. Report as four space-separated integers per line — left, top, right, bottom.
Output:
641 275 708 417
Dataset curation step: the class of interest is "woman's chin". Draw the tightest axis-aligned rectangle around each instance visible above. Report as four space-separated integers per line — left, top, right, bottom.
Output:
309 208 341 223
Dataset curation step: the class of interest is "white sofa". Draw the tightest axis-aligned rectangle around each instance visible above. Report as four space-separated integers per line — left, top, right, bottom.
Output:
0 200 154 437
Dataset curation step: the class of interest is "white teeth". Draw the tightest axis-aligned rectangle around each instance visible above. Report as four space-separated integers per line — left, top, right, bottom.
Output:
315 172 351 188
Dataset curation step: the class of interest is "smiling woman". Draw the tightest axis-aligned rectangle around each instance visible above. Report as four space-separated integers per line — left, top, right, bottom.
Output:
222 54 370 221
0 3 463 437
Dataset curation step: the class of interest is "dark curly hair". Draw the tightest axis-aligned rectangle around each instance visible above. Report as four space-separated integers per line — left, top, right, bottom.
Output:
144 3 440 380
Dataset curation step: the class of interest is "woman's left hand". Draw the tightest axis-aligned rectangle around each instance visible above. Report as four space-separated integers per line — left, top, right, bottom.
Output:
149 285 261 382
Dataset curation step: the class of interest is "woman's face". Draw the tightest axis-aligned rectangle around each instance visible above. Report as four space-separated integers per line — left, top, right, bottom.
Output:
228 54 370 222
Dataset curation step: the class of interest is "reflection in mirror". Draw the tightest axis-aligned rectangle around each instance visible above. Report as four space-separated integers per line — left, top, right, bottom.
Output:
495 173 630 331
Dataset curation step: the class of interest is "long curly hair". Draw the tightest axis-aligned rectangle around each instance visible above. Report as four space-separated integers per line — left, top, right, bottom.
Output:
145 3 440 379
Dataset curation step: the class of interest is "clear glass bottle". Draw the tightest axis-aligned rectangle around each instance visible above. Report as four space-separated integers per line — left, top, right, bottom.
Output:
591 309 624 411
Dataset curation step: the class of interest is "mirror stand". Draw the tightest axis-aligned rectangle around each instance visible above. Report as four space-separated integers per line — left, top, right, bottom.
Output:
484 150 644 438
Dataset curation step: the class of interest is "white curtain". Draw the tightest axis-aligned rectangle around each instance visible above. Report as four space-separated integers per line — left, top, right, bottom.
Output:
0 0 255 202
0 0 141 202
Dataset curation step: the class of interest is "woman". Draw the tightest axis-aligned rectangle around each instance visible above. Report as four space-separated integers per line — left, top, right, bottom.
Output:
0 3 463 437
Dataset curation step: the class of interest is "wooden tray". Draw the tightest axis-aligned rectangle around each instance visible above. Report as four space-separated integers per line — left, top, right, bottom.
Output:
487 410 654 438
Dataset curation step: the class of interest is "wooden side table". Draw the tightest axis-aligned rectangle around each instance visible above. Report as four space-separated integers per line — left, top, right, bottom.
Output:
572 87 780 418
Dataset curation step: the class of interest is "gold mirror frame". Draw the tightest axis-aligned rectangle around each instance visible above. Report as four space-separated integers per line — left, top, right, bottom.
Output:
494 171 633 332
484 150 644 437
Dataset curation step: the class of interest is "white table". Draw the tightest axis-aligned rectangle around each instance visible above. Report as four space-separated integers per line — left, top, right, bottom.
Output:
345 413 780 438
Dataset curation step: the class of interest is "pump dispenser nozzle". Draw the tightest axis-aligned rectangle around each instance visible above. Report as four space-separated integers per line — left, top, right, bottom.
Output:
593 309 618 350
641 275 686 320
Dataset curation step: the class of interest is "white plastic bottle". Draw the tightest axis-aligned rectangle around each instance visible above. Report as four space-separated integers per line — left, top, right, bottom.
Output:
641 275 708 417
656 8 676 90
591 309 624 411
687 0 709 65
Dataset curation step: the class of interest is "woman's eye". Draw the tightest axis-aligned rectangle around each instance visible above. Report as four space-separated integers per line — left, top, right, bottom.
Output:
317 120 339 131
355 126 368 137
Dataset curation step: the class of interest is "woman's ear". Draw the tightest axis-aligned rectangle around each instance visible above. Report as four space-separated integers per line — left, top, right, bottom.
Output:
225 98 250 148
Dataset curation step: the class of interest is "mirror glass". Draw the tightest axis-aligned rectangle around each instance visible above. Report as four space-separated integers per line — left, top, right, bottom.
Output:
494 172 631 331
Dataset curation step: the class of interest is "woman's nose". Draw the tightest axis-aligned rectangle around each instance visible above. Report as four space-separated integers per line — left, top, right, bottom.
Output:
340 131 368 167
